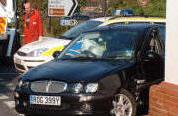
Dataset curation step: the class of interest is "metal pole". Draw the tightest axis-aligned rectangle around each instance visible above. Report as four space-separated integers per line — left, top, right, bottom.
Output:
103 0 107 17
47 0 52 33
15 0 19 30
48 16 52 33
15 0 21 48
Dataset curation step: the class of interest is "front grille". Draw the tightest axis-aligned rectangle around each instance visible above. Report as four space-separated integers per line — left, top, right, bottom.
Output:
17 51 27 56
30 81 67 93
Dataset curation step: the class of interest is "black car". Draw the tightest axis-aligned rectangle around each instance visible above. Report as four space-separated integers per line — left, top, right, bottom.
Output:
14 23 165 116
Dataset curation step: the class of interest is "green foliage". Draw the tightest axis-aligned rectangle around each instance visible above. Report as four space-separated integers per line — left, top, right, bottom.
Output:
141 0 166 17
50 18 70 37
76 0 88 13
40 0 48 19
17 0 166 37
107 0 166 17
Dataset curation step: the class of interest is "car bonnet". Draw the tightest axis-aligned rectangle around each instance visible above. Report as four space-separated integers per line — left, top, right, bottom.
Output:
22 60 131 83
18 37 71 54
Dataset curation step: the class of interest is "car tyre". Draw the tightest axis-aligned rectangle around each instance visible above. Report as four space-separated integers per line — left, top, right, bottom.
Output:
110 89 137 116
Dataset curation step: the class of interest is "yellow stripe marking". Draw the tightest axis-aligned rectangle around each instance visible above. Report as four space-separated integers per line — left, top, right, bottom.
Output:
42 46 65 57
0 17 7 34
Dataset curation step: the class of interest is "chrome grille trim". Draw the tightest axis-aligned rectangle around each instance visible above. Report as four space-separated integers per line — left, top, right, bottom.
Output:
30 81 67 93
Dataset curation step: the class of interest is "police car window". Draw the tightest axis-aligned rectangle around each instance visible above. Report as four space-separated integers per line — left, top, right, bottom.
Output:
63 20 103 40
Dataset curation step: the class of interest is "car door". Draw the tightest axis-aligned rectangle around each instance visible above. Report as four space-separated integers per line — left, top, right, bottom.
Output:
140 28 164 82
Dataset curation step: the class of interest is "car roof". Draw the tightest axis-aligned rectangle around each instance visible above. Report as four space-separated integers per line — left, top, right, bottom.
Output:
84 23 159 33
90 17 112 22
100 16 165 26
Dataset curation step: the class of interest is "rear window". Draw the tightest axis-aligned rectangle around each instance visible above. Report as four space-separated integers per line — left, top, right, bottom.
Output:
63 20 103 40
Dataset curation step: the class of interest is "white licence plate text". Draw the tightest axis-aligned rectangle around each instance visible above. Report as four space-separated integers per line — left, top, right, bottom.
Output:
30 95 61 106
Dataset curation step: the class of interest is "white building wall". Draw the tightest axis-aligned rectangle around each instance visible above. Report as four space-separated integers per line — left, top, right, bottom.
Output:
165 0 178 84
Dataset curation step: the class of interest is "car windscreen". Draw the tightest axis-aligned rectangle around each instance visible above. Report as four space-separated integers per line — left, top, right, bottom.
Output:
63 20 103 40
60 29 140 60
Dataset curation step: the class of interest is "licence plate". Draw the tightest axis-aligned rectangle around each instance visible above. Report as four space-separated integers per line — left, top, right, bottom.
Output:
14 58 21 64
29 95 61 106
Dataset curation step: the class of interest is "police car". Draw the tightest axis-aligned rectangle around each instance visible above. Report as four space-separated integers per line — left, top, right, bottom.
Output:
14 17 111 72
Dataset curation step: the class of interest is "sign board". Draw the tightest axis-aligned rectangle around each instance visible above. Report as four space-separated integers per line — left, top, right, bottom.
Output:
60 19 78 26
0 17 7 34
48 0 78 17
112 10 121 15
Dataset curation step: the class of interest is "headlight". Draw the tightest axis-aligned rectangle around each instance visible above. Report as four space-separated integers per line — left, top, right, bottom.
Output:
18 80 29 88
27 48 48 57
72 83 83 93
85 83 98 93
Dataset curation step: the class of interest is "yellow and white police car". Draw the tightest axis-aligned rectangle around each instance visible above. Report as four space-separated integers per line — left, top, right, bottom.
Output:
14 17 111 72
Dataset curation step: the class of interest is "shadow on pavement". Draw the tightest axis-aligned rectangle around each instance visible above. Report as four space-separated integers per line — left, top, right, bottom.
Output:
0 61 20 95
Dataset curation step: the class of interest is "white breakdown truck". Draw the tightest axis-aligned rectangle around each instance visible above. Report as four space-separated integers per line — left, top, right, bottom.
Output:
0 0 20 63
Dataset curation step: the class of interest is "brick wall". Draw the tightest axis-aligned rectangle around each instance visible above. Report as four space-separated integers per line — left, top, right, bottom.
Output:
149 82 178 116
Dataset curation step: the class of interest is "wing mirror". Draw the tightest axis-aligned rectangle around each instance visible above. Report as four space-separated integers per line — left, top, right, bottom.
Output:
143 51 160 61
52 51 61 58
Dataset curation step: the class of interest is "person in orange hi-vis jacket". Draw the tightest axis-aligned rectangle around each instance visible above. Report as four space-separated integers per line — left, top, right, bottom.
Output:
22 0 43 45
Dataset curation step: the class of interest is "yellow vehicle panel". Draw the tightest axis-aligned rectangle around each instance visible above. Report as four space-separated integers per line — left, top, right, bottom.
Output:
42 46 64 57
0 17 7 34
100 17 165 26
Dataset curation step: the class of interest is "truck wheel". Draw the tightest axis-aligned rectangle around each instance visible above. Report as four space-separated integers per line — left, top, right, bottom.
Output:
110 89 137 116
